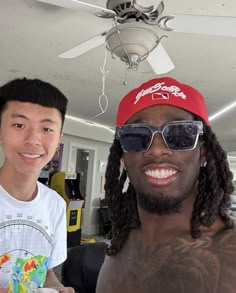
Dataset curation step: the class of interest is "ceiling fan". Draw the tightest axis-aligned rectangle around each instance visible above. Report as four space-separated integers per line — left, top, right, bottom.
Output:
36 0 236 74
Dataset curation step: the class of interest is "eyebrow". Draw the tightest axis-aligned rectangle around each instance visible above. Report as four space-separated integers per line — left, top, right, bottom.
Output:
11 113 56 124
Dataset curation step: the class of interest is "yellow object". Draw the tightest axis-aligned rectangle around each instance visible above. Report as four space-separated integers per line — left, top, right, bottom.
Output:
81 238 96 244
50 172 70 205
66 200 84 232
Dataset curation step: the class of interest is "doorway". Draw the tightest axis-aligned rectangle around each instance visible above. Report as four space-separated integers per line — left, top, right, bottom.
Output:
75 149 89 198
68 142 97 235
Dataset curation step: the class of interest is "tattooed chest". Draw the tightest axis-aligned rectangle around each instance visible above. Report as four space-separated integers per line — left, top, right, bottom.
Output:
116 248 218 292
102 235 236 293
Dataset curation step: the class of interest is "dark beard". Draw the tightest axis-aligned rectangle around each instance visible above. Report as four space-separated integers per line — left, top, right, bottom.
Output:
137 192 185 215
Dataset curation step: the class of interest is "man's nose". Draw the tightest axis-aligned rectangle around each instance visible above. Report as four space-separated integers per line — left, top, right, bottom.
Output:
24 127 41 145
144 132 173 156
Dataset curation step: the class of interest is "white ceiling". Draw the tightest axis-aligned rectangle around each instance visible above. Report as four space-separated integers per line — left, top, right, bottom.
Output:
1 0 236 154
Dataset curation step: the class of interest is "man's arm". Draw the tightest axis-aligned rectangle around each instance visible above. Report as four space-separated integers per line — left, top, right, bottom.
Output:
44 269 74 293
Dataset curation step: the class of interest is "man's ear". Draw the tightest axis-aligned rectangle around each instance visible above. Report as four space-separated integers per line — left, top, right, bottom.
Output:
58 133 63 148
120 157 126 170
200 142 207 167
55 133 63 152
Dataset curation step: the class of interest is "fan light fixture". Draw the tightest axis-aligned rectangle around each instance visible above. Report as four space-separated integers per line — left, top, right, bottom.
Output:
106 21 161 70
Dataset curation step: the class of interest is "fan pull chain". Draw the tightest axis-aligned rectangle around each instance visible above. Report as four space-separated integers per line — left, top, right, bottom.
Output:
92 47 109 119
124 65 128 85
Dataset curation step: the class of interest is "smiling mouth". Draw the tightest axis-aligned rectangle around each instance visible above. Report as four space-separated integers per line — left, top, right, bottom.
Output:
20 153 42 159
145 169 177 179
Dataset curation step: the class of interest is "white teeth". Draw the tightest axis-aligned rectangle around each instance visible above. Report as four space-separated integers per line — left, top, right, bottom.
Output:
21 154 41 158
145 169 177 179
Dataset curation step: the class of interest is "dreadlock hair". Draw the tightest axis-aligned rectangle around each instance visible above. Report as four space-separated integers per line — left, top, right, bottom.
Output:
104 122 235 256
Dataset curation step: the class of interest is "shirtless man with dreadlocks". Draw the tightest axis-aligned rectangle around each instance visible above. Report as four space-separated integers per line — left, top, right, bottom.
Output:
96 77 236 293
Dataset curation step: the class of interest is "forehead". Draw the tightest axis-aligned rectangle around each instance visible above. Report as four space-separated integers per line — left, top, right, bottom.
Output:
126 104 194 124
2 101 62 123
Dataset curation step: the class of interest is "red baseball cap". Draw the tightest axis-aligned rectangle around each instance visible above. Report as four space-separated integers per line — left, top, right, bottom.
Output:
116 77 209 126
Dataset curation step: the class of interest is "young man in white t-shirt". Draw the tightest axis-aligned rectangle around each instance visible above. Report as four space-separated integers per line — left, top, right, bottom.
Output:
0 78 74 292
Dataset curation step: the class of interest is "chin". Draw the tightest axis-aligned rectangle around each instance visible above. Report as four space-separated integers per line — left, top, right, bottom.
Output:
137 191 184 215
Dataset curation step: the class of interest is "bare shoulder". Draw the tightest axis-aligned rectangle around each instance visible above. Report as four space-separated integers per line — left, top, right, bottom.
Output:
96 227 236 293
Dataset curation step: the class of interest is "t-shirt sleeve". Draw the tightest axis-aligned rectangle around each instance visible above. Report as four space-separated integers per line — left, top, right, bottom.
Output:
48 198 67 269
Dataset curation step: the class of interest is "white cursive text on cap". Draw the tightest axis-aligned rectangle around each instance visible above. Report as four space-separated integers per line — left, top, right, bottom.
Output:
134 82 186 104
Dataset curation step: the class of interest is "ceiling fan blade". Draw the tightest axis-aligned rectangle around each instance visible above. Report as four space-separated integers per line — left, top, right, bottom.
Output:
59 33 106 58
146 43 175 75
35 0 116 17
169 15 236 37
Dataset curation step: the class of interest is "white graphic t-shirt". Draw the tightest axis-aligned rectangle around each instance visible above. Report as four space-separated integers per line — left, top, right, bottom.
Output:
0 182 67 292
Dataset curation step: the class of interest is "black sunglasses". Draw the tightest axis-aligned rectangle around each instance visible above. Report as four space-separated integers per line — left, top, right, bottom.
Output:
116 120 203 152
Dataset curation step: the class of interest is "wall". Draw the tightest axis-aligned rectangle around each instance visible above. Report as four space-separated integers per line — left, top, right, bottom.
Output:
0 148 4 166
63 116 114 144
61 117 113 235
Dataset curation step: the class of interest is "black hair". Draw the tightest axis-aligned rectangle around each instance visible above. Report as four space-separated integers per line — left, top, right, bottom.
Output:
0 77 68 127
104 122 234 256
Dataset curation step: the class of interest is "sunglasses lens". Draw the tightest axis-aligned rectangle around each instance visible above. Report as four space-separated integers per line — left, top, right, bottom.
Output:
119 125 152 152
163 123 199 150
118 122 201 152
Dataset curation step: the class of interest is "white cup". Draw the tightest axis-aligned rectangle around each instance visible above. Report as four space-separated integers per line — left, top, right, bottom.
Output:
31 289 58 293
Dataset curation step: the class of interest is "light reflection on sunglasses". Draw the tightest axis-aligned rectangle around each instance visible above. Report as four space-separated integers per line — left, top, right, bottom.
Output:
116 120 204 152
